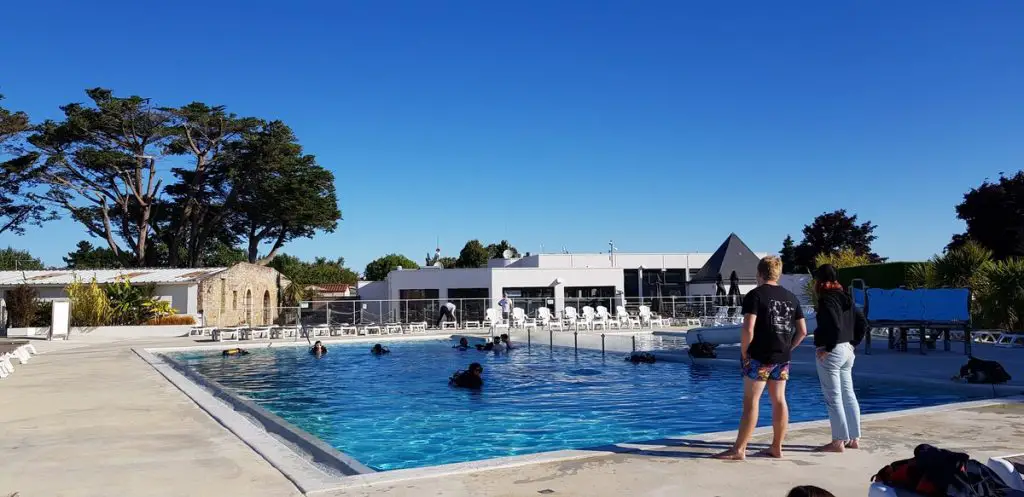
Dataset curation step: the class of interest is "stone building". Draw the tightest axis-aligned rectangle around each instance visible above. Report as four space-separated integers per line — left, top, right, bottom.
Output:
0 262 289 328
197 263 290 327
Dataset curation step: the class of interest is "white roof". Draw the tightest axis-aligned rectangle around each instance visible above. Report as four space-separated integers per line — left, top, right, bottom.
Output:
0 267 228 286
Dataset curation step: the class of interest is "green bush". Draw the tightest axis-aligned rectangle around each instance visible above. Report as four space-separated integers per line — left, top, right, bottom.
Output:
6 285 39 327
975 258 1024 331
35 301 53 327
836 262 920 289
66 278 112 326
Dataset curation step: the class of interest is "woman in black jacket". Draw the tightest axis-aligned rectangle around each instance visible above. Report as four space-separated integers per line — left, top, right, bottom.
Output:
813 264 868 453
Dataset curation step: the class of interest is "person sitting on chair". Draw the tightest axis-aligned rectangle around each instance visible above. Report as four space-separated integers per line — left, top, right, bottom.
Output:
435 301 458 328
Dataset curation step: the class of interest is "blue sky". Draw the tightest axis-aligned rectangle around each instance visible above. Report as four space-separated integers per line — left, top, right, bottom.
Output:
2 1 1023 271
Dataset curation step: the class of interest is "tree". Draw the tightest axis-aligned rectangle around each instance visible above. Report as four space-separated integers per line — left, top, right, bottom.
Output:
63 240 123 269
794 209 884 270
221 121 341 264
951 172 1024 260
201 242 248 267
907 240 993 291
364 254 419 281
975 258 1024 331
0 95 55 235
779 235 800 274
457 240 490 268
0 247 45 270
486 240 519 259
29 88 172 266
160 102 258 267
268 254 358 285
803 249 873 304
438 256 458 268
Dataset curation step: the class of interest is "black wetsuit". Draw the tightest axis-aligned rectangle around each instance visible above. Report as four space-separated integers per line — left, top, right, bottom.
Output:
451 372 483 389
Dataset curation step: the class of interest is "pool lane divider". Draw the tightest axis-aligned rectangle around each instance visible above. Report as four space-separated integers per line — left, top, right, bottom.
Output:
134 347 374 494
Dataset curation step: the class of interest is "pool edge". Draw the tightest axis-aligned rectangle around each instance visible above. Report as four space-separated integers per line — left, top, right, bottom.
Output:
134 347 375 494
139 340 1024 495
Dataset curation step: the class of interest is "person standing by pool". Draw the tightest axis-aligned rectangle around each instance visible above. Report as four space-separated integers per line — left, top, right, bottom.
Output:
435 301 458 328
715 255 807 461
495 295 512 321
812 264 866 453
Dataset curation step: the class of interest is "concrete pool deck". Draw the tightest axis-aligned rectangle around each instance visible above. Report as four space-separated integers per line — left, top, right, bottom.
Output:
1 334 1022 497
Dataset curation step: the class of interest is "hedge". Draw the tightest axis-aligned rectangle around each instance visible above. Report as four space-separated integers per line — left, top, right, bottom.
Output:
836 262 921 289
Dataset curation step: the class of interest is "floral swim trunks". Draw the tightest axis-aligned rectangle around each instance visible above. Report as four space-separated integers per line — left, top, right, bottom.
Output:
741 358 790 381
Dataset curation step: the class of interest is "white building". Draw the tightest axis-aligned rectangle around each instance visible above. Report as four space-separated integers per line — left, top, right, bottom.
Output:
356 234 768 320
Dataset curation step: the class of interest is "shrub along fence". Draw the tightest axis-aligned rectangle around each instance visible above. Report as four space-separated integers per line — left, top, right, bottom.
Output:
837 262 918 289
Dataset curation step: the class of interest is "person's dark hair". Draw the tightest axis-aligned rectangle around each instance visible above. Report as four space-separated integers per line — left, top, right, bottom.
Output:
815 264 844 293
469 362 483 373
787 485 835 497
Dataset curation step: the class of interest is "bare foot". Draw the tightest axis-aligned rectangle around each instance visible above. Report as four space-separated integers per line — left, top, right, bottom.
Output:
814 441 845 453
712 448 746 460
846 439 859 449
754 447 784 458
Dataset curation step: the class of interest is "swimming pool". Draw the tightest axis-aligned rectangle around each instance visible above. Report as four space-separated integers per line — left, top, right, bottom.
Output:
170 339 973 471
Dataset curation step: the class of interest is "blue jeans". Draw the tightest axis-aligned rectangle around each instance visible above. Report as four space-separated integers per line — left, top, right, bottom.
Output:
815 342 861 441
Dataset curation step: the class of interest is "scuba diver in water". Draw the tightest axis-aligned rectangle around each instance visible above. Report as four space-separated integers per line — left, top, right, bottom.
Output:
370 343 390 355
476 336 506 352
222 348 250 357
449 362 484 389
453 337 471 351
310 341 327 356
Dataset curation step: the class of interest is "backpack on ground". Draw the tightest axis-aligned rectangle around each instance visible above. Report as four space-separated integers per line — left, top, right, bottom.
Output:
958 357 1012 384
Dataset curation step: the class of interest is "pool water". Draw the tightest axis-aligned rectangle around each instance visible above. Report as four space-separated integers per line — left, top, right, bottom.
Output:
171 339 972 471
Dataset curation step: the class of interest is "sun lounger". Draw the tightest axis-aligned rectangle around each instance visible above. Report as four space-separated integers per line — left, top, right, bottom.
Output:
996 333 1024 348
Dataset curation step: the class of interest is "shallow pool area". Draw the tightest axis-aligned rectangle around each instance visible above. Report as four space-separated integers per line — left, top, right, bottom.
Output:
170 339 977 471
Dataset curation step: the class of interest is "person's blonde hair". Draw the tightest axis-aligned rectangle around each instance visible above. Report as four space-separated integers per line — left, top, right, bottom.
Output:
757 256 783 282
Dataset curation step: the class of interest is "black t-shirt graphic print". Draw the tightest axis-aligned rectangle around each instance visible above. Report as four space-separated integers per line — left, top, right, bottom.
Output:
742 284 804 364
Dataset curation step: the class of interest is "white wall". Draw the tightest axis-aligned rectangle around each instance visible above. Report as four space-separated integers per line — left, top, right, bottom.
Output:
0 283 198 314
512 252 769 271
355 280 388 301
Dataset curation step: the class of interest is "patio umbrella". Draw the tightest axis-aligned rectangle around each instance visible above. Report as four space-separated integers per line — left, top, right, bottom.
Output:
715 273 727 306
728 271 741 306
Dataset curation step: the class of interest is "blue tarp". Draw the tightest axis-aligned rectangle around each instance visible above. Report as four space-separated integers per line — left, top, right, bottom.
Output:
865 288 970 323
852 288 866 309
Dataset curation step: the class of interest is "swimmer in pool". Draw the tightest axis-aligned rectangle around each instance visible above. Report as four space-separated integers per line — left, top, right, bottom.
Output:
500 333 513 350
449 362 484 389
453 337 470 351
222 348 249 357
476 336 506 352
370 343 390 355
310 341 327 356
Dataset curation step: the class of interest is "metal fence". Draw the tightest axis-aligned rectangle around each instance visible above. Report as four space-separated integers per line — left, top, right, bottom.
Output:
295 296 743 327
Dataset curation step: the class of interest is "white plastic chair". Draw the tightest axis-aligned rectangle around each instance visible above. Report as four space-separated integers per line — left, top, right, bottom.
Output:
616 305 640 329
579 307 596 331
563 307 582 331
595 306 617 329
485 308 510 332
537 307 564 331
638 305 665 328
512 307 537 331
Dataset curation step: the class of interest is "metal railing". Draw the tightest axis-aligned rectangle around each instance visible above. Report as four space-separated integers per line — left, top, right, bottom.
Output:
294 296 744 328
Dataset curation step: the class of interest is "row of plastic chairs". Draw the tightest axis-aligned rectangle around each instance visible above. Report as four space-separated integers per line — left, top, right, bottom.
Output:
484 305 668 332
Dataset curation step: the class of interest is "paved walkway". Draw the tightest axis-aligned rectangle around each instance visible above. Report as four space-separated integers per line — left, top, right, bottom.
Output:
0 338 302 497
2 336 1022 497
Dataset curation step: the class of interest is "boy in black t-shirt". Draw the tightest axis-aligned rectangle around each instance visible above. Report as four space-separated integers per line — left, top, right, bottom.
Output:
714 256 807 461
